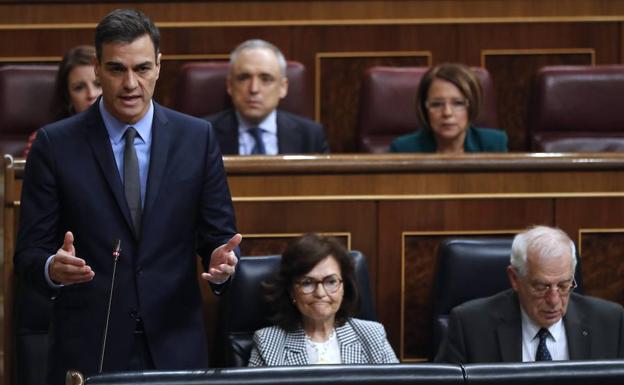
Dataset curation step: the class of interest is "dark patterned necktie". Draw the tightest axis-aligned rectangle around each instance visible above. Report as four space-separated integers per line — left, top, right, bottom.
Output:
124 127 142 236
535 328 552 361
249 127 266 154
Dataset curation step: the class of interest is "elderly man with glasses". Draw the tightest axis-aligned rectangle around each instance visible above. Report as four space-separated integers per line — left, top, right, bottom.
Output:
435 225 624 363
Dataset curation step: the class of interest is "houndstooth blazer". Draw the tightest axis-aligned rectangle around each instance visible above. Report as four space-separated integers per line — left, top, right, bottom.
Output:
248 318 399 366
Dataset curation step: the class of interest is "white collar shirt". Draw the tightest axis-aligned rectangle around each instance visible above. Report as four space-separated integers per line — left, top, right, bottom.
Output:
521 307 569 361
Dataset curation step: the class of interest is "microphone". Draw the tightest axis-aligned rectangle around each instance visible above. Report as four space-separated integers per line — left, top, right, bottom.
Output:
98 239 121 373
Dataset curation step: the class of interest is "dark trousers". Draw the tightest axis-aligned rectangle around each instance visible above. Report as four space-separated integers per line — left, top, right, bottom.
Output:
126 319 155 371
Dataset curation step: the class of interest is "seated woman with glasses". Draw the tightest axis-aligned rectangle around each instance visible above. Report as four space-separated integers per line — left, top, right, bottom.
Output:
389 63 507 153
248 233 398 366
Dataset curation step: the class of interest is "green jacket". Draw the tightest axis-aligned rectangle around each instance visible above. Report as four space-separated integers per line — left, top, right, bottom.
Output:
389 126 508 153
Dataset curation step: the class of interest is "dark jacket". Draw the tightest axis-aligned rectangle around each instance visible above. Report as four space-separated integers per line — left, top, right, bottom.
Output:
206 109 329 154
435 289 624 363
15 100 238 384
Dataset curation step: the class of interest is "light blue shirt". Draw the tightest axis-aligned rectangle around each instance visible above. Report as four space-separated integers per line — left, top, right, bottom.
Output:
45 99 154 288
237 110 278 155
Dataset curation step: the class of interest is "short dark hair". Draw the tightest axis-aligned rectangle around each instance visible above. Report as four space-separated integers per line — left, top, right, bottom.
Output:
95 8 160 61
55 45 96 117
416 63 482 129
264 234 360 331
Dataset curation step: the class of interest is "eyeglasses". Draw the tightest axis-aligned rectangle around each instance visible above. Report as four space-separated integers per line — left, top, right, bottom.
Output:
528 278 577 298
425 99 469 113
295 274 343 294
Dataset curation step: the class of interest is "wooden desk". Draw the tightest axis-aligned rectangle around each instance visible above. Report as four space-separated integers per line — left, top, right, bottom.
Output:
4 153 624 381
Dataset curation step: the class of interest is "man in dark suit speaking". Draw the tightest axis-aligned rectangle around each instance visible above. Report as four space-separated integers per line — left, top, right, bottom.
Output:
207 39 328 155
436 225 624 363
14 9 240 385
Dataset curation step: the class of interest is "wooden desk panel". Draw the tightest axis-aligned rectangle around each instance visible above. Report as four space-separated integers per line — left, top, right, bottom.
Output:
225 153 624 196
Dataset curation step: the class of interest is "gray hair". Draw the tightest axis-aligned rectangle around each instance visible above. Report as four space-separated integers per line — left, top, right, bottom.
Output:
510 225 577 277
229 39 287 77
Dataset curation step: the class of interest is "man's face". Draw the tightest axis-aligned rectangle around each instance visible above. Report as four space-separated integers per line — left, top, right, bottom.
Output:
227 47 288 124
508 250 575 328
94 34 161 124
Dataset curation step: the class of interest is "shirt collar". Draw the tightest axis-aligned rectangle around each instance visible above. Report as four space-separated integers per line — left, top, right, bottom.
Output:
236 109 278 135
520 306 565 342
99 98 154 145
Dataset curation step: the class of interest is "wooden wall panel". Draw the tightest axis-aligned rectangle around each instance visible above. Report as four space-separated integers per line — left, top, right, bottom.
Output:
556 198 624 239
556 198 624 305
2 1 624 24
239 233 350 256
233 200 377 284
579 230 624 305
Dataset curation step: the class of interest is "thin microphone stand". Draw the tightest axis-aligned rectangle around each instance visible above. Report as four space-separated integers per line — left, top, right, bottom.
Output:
98 239 121 373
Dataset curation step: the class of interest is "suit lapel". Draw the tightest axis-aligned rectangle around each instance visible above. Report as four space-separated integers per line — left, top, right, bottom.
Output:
564 295 591 360
214 110 239 154
142 103 170 232
84 103 134 233
283 330 308 365
276 110 300 154
496 291 523 362
337 320 365 363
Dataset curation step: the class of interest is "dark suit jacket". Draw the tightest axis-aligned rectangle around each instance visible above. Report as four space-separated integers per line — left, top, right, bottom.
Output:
206 109 329 154
14 100 238 384
435 289 624 363
389 126 508 153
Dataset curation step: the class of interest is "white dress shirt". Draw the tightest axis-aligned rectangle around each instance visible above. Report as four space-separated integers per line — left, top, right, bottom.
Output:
521 308 569 361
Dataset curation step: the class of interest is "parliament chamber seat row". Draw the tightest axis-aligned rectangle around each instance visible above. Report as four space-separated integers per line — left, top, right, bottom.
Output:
1 63 624 155
5 232 592 384
82 360 624 385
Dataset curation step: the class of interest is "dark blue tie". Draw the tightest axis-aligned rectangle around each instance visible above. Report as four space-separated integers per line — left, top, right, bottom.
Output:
535 328 552 361
124 127 142 236
249 127 266 155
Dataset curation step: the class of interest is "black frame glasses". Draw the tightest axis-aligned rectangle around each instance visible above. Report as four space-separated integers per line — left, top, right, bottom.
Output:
295 274 343 294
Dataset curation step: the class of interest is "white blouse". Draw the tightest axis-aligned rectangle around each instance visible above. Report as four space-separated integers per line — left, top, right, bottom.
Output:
305 329 342 364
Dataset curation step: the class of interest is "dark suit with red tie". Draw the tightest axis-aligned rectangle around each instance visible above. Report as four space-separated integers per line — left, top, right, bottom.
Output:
15 100 238 384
